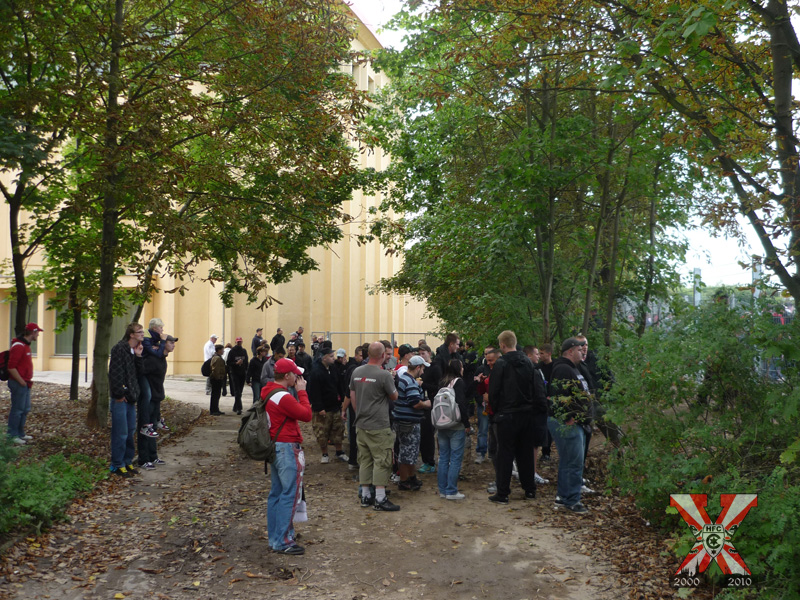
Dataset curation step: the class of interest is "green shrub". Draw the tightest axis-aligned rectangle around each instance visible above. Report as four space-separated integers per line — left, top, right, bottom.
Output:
0 443 106 536
604 300 800 598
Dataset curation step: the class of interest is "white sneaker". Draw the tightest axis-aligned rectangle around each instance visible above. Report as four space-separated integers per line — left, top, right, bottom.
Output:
390 473 401 483
535 473 549 485
337 453 349 462
22 435 33 441
474 455 485 464
11 437 26 445
320 455 330 464
512 460 519 480
581 484 596 494
348 464 359 471
446 493 466 501
486 482 497 494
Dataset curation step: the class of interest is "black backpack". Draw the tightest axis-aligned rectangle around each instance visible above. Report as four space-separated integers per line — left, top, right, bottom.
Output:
201 357 212 377
237 388 287 462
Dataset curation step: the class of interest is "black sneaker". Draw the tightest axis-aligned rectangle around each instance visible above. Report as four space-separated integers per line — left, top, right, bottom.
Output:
554 495 566 507
154 458 166 465
141 462 156 470
524 490 536 499
278 544 305 555
488 494 509 505
126 465 139 475
398 478 422 491
564 502 589 514
114 466 132 478
373 497 400 511
360 495 374 508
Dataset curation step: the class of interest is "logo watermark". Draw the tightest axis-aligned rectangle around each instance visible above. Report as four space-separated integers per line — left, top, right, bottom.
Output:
669 494 758 588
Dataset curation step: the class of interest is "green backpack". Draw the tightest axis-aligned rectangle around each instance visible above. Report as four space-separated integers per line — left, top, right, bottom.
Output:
237 388 287 462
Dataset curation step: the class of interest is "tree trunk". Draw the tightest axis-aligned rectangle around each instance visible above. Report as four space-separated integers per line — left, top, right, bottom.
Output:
638 163 661 336
69 275 82 401
9 193 29 338
603 203 622 346
89 0 124 429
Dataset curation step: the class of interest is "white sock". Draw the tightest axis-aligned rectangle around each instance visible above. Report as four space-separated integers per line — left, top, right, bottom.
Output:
361 485 371 499
375 487 386 502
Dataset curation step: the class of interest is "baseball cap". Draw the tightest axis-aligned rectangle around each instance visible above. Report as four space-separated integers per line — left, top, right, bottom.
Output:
319 347 333 356
210 334 218 339
274 358 304 376
408 355 430 368
398 343 415 358
166 335 179 342
25 322 43 332
336 348 346 358
560 337 587 353
235 336 243 342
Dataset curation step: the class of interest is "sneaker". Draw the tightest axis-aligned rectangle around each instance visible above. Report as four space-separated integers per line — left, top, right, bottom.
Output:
486 482 497 494
126 465 140 475
581 484 596 495
140 425 159 438
524 490 536 499
418 463 436 474
21 435 33 441
439 492 446 498
488 494 509 505
348 464 359 471
564 502 589 514
554 495 566 506
157 418 170 431
211 411 226 416
398 478 423 491
359 495 374 508
512 461 519 480
373 497 401 511
390 473 401 483
154 458 166 465
320 454 330 464
446 493 466 501
141 462 156 470
114 466 132 478
535 473 549 485
336 452 349 462
474 455 485 464
11 437 26 446
277 544 305 555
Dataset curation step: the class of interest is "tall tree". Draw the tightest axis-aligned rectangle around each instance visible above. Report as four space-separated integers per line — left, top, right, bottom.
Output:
3 0 372 426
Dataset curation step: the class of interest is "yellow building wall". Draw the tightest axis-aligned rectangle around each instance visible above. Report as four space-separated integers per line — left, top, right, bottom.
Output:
0 7 441 376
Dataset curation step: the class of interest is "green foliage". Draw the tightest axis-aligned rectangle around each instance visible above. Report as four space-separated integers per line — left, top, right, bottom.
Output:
605 300 800 597
0 440 106 536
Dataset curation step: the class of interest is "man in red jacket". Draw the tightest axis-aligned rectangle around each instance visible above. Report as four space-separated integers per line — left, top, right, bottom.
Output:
261 358 312 555
6 322 42 445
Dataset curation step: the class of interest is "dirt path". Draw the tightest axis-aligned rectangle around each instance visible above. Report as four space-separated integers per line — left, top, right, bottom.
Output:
1 409 638 600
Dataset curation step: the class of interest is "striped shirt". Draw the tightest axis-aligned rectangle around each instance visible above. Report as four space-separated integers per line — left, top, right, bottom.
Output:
393 371 425 423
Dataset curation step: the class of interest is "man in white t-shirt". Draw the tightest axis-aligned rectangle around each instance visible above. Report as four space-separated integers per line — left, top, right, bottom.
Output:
204 334 218 395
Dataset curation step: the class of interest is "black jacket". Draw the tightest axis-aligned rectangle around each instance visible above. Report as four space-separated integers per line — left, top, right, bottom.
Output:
269 333 285 353
294 351 313 373
488 350 543 415
247 356 267 384
227 345 248 377
109 339 143 402
307 360 340 412
548 356 593 426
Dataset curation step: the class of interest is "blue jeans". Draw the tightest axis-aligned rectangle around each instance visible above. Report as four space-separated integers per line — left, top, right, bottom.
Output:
547 417 585 506
437 428 466 496
476 409 489 456
268 442 304 551
7 380 31 439
110 398 137 469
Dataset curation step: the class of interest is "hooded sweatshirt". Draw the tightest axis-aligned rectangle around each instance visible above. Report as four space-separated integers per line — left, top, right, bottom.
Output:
548 356 593 426
488 350 546 415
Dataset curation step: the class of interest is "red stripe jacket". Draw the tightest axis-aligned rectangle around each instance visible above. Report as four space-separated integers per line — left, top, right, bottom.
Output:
262 382 312 443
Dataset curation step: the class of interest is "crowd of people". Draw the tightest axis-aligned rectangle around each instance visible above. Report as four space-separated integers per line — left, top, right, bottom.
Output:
254 327 618 555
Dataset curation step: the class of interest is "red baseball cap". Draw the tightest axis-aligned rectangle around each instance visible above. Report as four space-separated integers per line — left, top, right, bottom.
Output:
26 322 43 332
274 358 304 376
235 337 243 342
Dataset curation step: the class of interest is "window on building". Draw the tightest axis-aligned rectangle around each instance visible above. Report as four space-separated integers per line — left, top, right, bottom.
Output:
54 310 88 356
368 76 375 94
8 295 39 355
107 303 139 351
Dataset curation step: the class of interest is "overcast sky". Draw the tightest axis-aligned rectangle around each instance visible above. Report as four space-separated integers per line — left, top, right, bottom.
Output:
347 0 774 288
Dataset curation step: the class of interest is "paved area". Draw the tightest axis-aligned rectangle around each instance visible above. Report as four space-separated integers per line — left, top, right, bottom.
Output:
33 371 211 410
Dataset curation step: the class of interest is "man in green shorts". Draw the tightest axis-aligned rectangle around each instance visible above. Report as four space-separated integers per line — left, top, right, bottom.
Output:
349 342 400 511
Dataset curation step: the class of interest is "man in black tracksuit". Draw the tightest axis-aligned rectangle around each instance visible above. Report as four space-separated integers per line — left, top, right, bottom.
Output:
488 330 544 504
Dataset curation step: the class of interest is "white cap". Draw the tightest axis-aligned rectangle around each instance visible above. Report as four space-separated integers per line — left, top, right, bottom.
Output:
408 355 430 367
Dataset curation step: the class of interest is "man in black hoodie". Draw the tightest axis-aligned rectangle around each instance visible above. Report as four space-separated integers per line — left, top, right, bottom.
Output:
547 337 593 515
487 330 543 504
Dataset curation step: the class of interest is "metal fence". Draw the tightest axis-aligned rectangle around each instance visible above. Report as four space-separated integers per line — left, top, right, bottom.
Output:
310 331 443 354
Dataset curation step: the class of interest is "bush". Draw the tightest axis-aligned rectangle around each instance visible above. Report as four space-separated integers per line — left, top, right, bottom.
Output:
0 441 106 536
604 299 800 598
